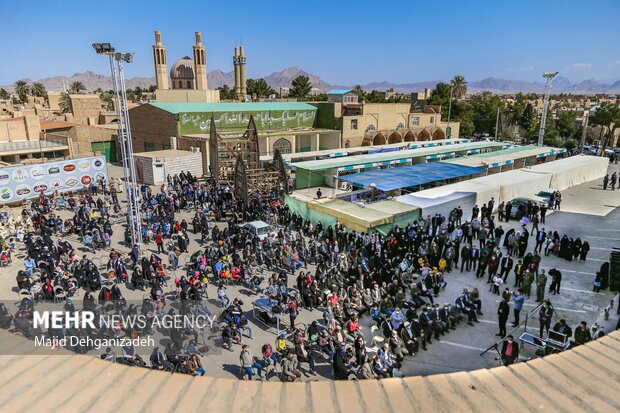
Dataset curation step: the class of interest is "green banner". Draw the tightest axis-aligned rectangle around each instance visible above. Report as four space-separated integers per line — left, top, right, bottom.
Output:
178 110 316 134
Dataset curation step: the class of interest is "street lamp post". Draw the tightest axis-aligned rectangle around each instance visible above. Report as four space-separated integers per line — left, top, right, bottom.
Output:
446 85 453 139
92 43 141 247
537 71 559 146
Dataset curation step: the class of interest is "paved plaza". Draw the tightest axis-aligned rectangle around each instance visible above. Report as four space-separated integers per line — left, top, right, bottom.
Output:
1 161 619 381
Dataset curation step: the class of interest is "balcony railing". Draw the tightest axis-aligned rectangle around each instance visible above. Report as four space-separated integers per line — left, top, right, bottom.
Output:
0 137 69 153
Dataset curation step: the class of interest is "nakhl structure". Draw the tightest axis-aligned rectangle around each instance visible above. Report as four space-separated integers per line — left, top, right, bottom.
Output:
208 115 288 204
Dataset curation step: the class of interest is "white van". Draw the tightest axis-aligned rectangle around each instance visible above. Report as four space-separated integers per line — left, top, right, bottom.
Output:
240 220 277 241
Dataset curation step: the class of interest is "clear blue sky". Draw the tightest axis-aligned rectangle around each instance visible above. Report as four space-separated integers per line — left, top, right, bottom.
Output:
1 0 619 85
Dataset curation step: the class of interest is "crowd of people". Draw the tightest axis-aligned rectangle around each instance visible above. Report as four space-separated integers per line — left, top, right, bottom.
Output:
0 168 609 381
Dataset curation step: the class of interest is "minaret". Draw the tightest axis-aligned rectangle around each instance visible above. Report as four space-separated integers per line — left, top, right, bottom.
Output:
233 47 241 100
153 30 169 90
193 31 208 91
239 45 247 99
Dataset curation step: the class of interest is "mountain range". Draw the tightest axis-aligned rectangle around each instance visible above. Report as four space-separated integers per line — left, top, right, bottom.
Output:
4 67 620 95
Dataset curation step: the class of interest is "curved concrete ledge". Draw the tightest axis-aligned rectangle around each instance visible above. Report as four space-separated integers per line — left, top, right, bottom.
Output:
0 330 618 412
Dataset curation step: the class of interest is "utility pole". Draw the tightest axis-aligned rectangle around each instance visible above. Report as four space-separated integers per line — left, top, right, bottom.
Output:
494 106 500 141
580 111 589 152
538 72 559 146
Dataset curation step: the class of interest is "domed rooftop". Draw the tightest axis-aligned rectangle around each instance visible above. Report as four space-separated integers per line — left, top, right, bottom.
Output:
170 56 195 79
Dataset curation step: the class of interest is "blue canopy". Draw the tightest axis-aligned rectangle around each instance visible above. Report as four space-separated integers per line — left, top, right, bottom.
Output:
339 162 484 191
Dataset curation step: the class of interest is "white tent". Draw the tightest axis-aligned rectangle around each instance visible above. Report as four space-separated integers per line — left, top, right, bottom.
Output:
396 191 476 219
474 169 552 203
524 155 609 190
397 180 500 215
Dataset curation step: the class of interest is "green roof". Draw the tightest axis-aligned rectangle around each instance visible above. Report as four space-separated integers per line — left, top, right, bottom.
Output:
150 102 317 114
294 141 507 171
463 145 539 159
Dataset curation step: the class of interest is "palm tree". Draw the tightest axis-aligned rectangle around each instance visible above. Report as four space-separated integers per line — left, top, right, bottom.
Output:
68 81 86 94
14 80 30 103
352 84 365 101
30 82 47 98
450 75 468 99
59 92 73 113
100 91 114 111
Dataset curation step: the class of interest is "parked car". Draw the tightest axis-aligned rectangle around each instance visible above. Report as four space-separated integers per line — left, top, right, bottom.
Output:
507 197 544 218
240 220 277 241
533 189 555 207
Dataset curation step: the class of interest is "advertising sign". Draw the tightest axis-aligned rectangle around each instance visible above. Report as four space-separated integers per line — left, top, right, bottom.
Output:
0 155 109 204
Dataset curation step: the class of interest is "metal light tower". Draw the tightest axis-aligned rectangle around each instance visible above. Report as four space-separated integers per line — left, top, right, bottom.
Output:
116 52 142 245
537 71 558 146
92 43 141 247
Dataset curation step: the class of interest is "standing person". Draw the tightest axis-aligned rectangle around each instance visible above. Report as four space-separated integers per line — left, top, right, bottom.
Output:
540 203 547 224
592 272 602 292
522 270 534 299
511 289 525 327
110 183 118 204
574 321 592 345
167 248 178 271
155 232 164 253
538 300 553 338
534 229 546 253
611 172 618 190
548 268 562 295
497 297 510 337
536 270 547 302
500 335 519 366
603 174 609 190
505 202 512 222
499 256 514 283
579 241 590 261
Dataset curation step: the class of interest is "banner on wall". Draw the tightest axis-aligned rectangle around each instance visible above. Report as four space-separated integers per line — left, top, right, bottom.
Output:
0 155 109 204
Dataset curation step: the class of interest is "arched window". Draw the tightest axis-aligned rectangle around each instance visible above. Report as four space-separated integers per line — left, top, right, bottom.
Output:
397 122 405 129
273 138 292 154
186 80 191 89
365 124 376 133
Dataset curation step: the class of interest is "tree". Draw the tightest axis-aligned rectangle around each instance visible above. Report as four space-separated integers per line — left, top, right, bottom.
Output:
364 90 386 103
426 83 452 120
450 75 468 99
289 75 312 99
555 111 577 138
0 88 9 100
518 102 535 131
352 85 365 101
68 81 86 94
30 82 47 98
100 91 114 111
246 78 275 99
14 80 29 103
59 92 72 113
148 85 157 93
590 102 620 154
216 85 235 100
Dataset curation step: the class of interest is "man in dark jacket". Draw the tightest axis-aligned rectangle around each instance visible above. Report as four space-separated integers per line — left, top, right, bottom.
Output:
497 297 510 337
500 335 519 365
